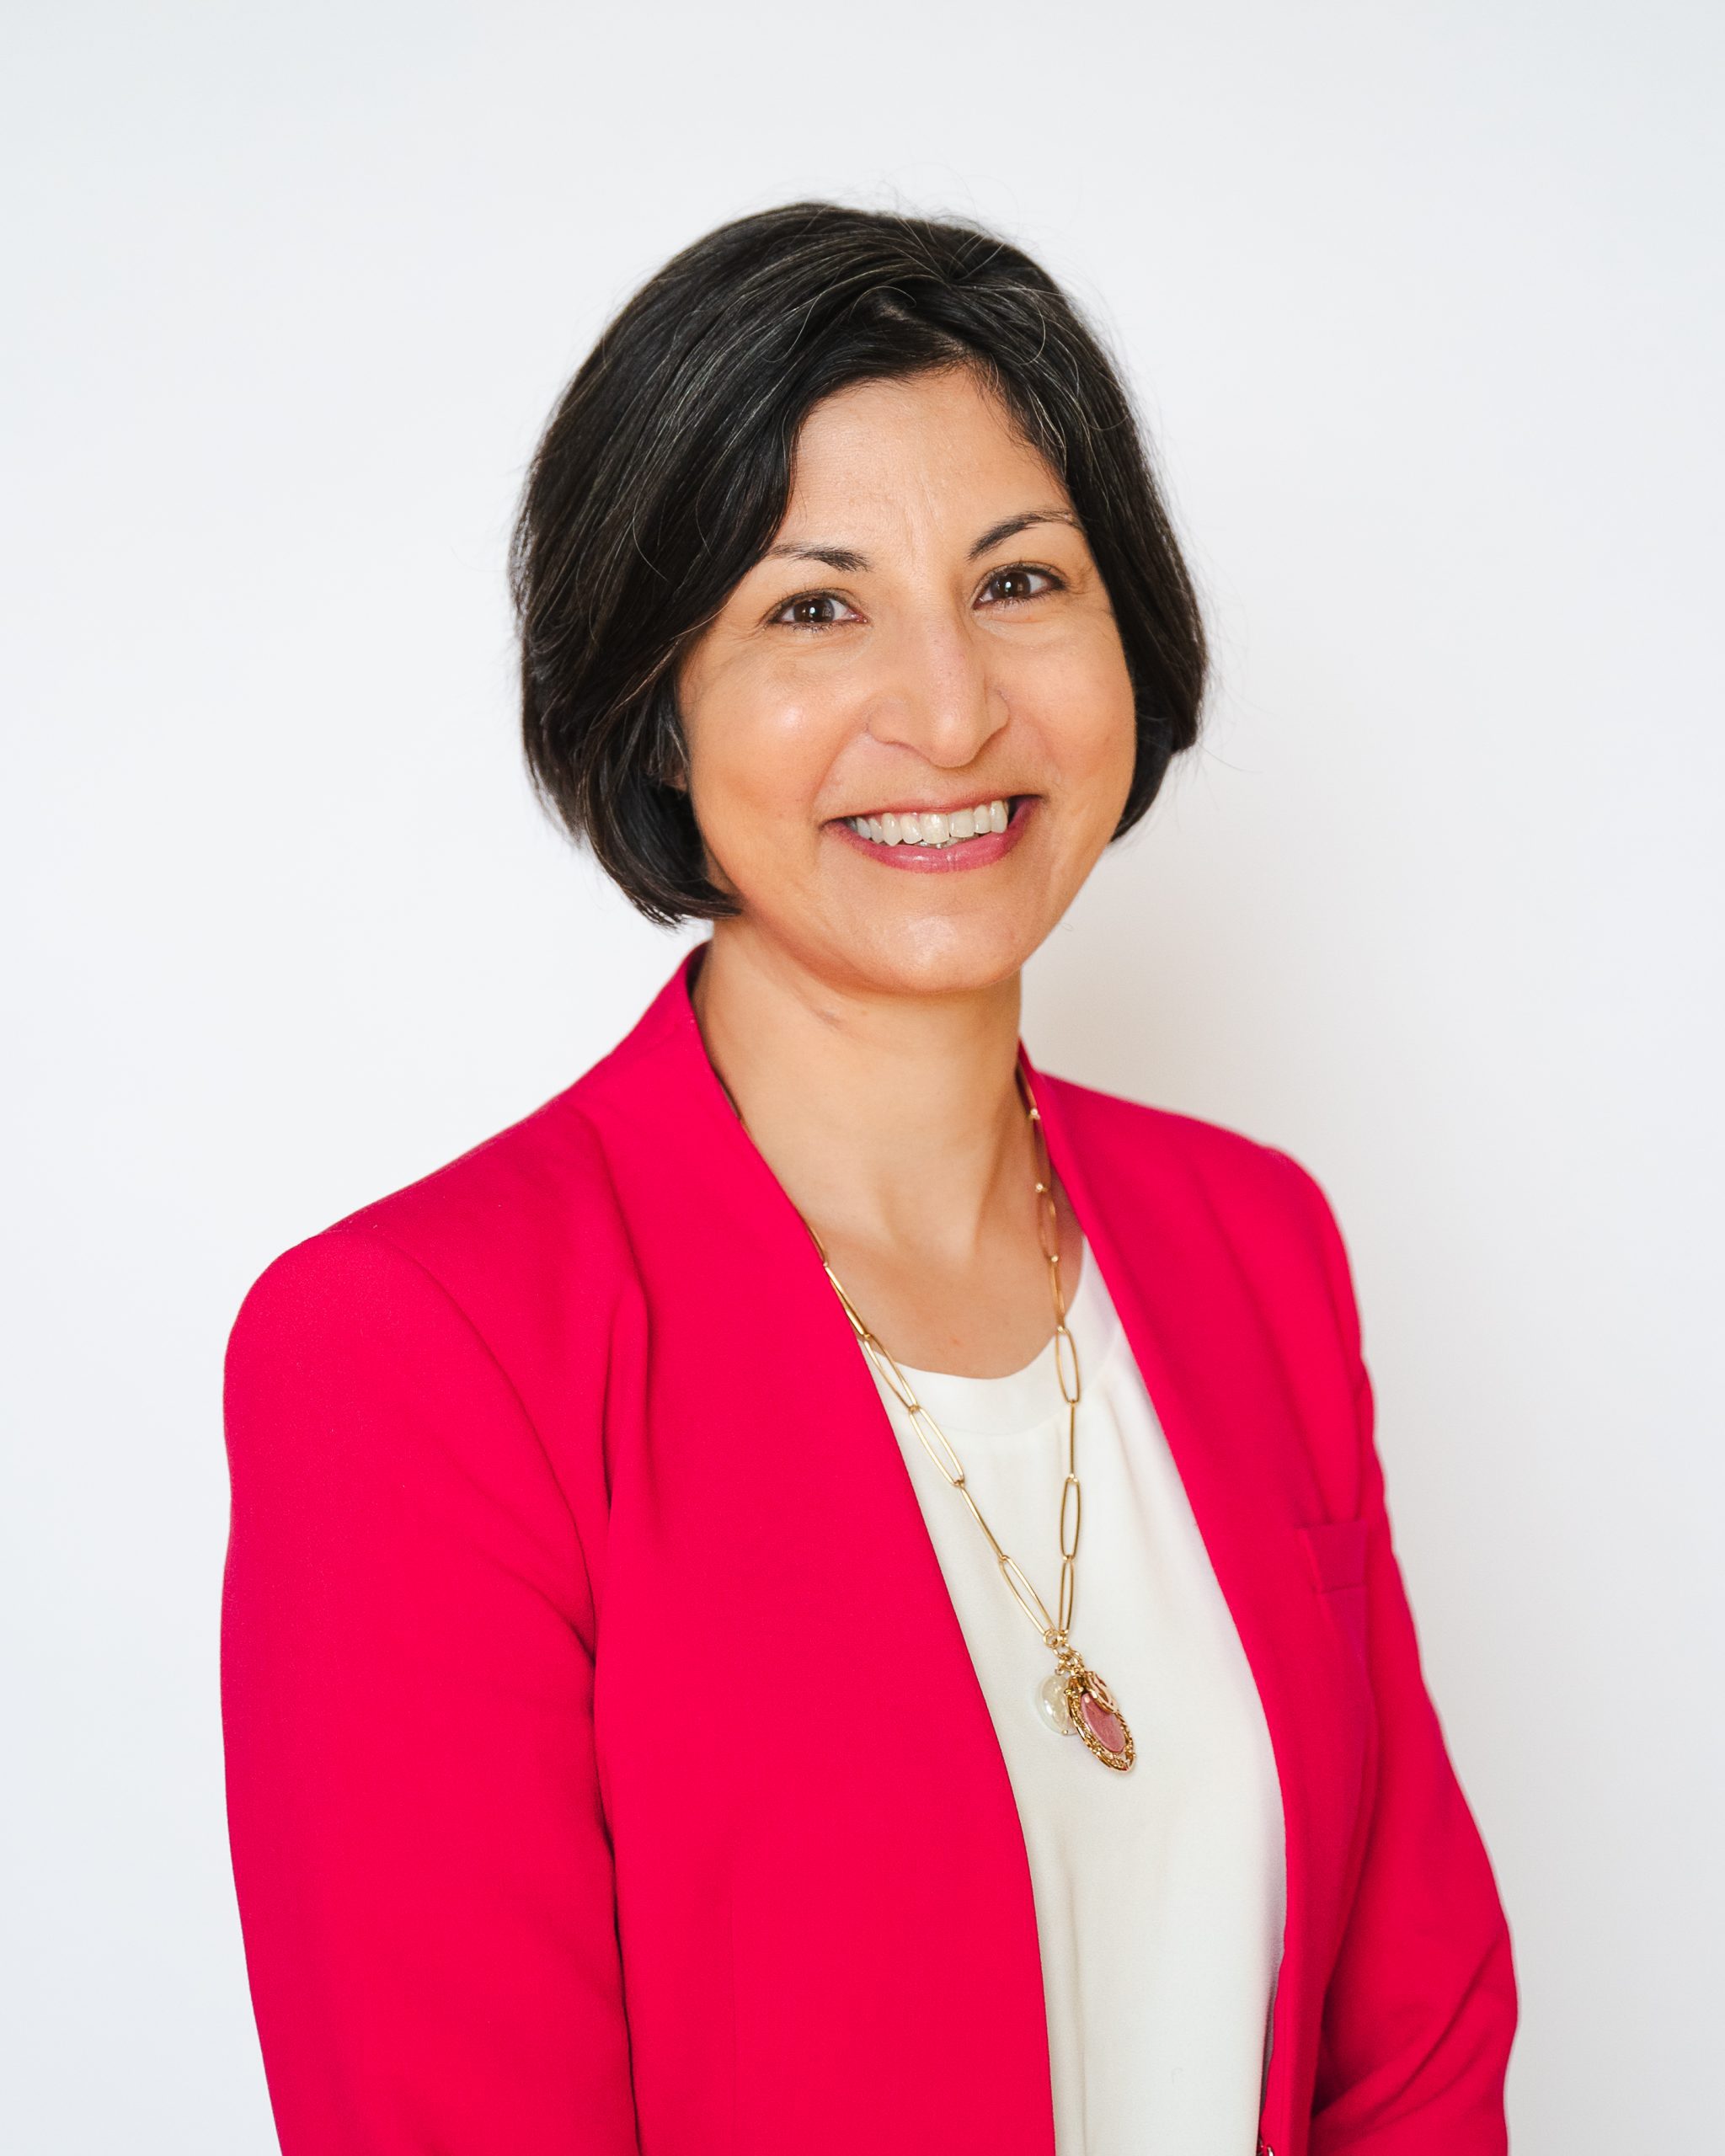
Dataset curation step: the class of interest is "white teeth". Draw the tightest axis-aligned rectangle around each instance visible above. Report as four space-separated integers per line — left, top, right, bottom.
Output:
845 798 1013 848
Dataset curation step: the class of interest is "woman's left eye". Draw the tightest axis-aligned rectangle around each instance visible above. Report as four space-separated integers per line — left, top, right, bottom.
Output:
978 565 1060 607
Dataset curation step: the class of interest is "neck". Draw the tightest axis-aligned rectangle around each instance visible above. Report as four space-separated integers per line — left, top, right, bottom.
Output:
690 919 1029 1267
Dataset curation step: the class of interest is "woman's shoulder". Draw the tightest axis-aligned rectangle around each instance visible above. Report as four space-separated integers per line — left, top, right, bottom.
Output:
220 1074 640 1637
232 964 696 1340
1039 1065 1345 1228
1036 1066 1365 1369
226 1054 653 1422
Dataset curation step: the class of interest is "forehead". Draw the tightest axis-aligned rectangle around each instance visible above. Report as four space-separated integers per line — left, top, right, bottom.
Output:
779 368 1068 537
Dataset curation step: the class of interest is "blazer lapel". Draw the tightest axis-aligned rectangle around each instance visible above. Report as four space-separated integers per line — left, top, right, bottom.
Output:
1026 1047 1372 2137
585 953 1059 2155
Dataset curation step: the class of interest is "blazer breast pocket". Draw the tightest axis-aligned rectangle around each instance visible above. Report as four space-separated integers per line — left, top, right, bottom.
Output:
1296 1517 1370 1678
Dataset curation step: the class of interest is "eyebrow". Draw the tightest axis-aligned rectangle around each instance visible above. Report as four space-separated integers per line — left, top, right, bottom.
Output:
761 540 869 572
759 506 1081 576
967 507 1081 559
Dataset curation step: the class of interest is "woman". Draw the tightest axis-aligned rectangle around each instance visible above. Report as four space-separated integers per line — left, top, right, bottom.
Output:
222 205 1516 2156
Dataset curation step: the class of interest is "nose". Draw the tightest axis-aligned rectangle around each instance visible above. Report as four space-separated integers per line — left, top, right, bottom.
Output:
862 608 1008 770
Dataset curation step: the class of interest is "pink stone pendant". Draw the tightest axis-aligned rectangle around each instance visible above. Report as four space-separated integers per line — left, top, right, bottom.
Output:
1066 1664 1135 1772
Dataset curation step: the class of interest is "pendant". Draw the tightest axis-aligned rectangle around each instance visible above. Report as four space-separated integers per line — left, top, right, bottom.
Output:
1037 1658 1135 1771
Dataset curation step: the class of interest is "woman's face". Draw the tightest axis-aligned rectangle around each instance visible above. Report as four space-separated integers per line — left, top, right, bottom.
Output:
676 366 1138 999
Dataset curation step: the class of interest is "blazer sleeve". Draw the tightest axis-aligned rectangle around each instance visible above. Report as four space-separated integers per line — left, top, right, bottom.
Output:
220 1224 638 2153
1280 1155 1519 2154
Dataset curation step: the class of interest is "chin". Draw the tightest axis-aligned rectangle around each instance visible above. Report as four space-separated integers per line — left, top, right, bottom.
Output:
839 912 1044 1000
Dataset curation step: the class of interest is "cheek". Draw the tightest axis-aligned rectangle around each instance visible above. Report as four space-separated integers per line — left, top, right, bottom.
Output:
680 653 848 857
1018 630 1137 803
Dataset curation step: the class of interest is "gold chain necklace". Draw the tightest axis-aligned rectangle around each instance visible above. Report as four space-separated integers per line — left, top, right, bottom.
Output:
810 1075 1135 1773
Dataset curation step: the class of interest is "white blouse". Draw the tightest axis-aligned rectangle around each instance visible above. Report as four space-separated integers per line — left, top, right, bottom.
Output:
865 1244 1286 2155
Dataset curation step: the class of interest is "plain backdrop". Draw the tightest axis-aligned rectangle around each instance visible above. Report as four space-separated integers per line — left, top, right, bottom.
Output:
4 2 1721 2148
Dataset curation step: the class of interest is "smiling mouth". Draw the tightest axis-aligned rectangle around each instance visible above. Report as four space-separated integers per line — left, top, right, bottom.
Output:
826 793 1035 873
839 796 1016 849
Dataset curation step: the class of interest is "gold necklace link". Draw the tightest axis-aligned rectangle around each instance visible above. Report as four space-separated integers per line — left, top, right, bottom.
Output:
1031 1100 1085 1638
820 1075 1084 1657
736 1054 1134 1768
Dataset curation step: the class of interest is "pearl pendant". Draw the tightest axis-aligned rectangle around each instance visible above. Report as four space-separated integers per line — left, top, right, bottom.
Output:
1037 1671 1075 1734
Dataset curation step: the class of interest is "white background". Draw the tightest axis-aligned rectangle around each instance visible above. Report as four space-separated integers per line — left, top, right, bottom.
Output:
4 2 1721 2148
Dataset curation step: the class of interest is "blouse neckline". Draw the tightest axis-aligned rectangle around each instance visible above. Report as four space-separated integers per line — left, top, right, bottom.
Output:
873 1241 1128 1438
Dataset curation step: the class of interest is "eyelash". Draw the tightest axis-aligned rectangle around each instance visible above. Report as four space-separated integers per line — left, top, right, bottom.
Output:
768 563 1066 631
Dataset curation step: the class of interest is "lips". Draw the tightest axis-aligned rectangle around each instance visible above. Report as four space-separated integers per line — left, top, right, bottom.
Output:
827 794 1035 873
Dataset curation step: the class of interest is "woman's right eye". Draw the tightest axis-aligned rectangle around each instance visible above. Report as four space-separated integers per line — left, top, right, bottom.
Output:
772 591 861 629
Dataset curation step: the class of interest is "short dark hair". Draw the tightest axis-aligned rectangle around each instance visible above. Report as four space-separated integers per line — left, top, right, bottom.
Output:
510 202 1206 926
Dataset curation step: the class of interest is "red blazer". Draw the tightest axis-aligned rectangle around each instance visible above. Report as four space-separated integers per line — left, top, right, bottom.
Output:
222 948 1516 2155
